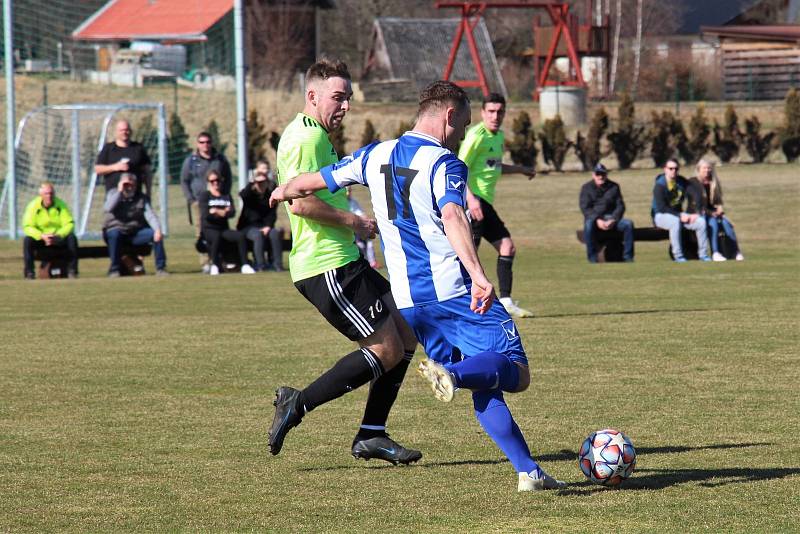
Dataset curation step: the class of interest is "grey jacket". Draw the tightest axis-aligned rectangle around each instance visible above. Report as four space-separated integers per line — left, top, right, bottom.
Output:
103 190 161 234
180 151 232 201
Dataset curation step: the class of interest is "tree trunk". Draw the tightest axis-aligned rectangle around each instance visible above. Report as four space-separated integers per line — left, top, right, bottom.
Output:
608 0 622 95
632 0 643 96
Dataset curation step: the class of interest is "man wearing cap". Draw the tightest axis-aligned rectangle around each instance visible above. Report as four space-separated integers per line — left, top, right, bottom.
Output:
579 163 634 263
102 173 168 277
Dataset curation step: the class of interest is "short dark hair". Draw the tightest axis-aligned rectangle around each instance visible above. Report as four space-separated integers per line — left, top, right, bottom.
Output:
306 58 351 83
197 131 212 141
665 158 680 168
418 81 470 116
482 92 506 109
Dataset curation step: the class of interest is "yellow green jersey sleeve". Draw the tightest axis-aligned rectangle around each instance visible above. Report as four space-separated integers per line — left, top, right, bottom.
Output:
457 122 504 205
276 113 359 282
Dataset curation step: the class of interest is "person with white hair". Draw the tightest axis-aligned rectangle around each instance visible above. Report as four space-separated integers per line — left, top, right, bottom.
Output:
690 159 744 262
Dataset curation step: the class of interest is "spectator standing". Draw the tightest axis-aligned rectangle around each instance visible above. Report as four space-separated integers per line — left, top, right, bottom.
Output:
102 173 168 277
180 131 233 272
237 169 283 271
198 169 255 275
95 120 152 197
652 159 711 262
457 93 537 318
690 159 745 262
22 182 79 279
579 163 635 263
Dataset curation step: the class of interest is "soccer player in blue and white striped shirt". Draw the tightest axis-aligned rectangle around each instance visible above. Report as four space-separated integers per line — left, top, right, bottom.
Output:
270 81 565 492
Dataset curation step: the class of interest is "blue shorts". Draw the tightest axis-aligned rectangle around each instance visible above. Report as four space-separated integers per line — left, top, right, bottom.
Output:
399 294 528 366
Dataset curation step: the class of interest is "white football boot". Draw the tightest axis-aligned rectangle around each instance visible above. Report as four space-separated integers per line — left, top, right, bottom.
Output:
500 297 535 318
518 468 567 492
417 358 455 402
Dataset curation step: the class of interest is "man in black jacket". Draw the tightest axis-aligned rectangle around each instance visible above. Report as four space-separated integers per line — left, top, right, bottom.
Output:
237 170 283 271
579 163 634 263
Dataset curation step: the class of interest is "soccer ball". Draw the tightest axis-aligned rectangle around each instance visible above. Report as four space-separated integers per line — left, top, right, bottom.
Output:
578 428 636 486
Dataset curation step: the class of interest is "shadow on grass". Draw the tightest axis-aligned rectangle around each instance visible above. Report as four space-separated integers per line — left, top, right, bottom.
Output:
558 466 800 496
539 307 733 319
299 442 772 472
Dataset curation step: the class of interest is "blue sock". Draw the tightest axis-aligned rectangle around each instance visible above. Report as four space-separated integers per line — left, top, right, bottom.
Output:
445 351 519 392
473 389 539 474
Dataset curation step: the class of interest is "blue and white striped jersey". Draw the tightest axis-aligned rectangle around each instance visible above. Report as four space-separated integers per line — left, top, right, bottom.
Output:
320 131 471 309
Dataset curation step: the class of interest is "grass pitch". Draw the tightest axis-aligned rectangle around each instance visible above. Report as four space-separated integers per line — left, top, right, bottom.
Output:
0 164 798 532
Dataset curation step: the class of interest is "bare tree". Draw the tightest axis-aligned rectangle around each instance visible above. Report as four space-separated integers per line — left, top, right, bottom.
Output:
632 0 643 95
609 0 622 95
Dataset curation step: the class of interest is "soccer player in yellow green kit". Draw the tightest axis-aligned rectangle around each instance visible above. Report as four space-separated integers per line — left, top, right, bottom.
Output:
268 59 421 465
458 93 537 318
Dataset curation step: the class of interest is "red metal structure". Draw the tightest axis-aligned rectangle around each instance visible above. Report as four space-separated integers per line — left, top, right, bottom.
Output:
437 1 608 98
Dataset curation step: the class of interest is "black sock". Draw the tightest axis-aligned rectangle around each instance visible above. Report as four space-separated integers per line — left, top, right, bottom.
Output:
357 350 414 438
302 348 385 413
497 255 514 299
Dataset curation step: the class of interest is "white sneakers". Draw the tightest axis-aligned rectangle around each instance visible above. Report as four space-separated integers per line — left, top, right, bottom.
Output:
500 297 534 318
209 264 220 276
518 469 567 492
241 264 256 274
712 252 745 262
417 358 455 402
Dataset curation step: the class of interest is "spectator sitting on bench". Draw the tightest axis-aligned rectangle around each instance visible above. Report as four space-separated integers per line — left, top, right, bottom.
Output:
652 158 711 263
22 182 79 279
690 159 745 262
103 173 168 277
237 167 284 272
198 169 256 276
579 163 634 263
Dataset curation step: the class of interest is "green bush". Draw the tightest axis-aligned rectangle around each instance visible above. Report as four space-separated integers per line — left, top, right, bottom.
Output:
711 105 741 164
204 119 229 159
649 110 685 168
245 108 269 168
167 113 190 183
573 107 608 171
507 111 538 168
361 119 379 147
538 114 569 171
743 116 776 163
678 104 711 165
779 88 800 163
329 123 347 157
607 93 647 170
394 120 414 139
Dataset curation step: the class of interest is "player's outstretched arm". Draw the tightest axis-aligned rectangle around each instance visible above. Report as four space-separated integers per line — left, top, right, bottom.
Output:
269 172 327 207
440 203 495 314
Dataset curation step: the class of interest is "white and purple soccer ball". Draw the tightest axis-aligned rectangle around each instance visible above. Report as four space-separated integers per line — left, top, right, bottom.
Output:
578 428 636 486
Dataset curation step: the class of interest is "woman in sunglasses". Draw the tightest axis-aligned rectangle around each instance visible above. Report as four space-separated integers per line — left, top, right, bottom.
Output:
198 169 255 275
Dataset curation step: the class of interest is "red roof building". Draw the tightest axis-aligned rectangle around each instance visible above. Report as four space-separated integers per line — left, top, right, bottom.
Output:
72 0 233 42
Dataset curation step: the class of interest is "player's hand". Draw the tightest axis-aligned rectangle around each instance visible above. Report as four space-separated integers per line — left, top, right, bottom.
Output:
154 230 162 242
269 185 289 208
467 195 483 221
596 219 607 230
470 276 495 315
116 160 130 172
260 226 272 236
353 216 378 240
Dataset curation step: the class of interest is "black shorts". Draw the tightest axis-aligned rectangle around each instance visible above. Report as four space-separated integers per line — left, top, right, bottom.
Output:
471 197 511 246
294 257 392 341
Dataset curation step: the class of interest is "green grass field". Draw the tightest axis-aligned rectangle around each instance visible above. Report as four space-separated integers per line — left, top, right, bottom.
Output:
1 163 798 531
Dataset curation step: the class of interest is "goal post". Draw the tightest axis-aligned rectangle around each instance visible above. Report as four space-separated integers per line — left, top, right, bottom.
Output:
0 102 169 240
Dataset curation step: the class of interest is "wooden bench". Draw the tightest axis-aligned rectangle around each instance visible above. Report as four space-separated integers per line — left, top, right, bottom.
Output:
576 226 735 261
34 244 152 278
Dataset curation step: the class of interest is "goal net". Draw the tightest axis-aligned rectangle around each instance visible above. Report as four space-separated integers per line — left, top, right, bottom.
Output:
0 103 168 240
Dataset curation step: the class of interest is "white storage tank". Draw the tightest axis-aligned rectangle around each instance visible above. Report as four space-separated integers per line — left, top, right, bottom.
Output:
539 86 587 126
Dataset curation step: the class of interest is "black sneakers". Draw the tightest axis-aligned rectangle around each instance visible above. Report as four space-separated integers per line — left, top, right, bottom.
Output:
351 434 422 466
268 387 304 455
